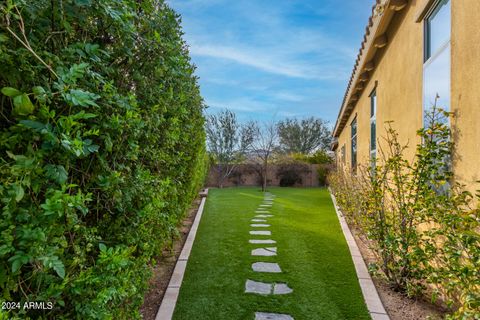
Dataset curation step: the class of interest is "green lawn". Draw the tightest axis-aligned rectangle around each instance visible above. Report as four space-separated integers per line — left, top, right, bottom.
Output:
173 187 370 320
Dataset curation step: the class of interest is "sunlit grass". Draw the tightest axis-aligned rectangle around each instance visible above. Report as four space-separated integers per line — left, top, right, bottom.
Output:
173 187 370 320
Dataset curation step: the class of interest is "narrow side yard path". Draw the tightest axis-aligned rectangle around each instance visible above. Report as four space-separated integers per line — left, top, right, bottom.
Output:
173 187 371 320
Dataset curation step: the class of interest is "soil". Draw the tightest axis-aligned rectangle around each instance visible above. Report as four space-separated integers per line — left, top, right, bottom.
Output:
140 197 203 320
351 228 447 320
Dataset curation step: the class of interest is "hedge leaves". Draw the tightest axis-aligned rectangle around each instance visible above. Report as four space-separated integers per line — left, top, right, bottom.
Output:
0 0 207 318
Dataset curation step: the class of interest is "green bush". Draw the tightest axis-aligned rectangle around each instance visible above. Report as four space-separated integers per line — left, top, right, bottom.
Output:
276 162 309 187
0 1 206 318
329 108 480 319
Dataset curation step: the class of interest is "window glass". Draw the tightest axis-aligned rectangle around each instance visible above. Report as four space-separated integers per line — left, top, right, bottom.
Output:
426 0 451 60
370 92 376 118
424 43 450 123
370 120 376 152
370 91 377 153
351 118 357 169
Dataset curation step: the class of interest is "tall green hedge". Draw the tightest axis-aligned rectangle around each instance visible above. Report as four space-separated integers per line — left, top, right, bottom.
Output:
0 0 206 318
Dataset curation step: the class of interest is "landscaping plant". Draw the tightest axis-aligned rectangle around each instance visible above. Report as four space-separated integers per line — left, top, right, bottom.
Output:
0 0 207 318
329 107 480 319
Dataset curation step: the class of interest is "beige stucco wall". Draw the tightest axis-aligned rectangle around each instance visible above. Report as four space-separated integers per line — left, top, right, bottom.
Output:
337 3 423 169
451 0 480 194
336 1 479 194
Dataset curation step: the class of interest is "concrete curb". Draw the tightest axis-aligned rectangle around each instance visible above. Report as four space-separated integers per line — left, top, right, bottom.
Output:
155 190 208 320
329 190 390 320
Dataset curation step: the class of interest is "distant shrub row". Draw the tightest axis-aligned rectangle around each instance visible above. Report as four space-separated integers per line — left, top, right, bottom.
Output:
0 1 206 318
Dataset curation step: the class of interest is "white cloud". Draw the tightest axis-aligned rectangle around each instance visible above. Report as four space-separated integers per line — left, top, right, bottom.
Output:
190 43 349 80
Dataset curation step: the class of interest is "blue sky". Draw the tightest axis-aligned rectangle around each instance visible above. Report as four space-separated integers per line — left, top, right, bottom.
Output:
168 0 373 126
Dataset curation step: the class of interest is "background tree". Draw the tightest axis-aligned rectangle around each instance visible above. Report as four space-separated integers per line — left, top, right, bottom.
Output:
249 121 278 192
206 109 256 187
277 117 332 154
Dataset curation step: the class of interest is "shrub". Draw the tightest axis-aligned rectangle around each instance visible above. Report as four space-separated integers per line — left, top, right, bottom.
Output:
276 162 310 187
329 107 480 318
0 1 206 319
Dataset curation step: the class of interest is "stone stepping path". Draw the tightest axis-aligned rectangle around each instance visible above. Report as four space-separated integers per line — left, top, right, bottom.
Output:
251 247 277 256
250 230 271 236
249 239 276 244
252 262 282 273
251 224 270 228
255 312 294 320
245 280 293 295
247 194 294 319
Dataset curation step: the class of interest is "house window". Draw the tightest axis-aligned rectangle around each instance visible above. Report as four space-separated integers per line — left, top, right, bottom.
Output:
424 0 450 124
351 117 357 171
423 0 451 193
370 90 377 164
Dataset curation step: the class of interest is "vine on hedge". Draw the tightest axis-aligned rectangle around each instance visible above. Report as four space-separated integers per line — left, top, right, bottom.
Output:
0 0 207 318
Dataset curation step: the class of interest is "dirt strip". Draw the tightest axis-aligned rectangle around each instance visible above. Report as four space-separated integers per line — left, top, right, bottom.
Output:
140 196 203 320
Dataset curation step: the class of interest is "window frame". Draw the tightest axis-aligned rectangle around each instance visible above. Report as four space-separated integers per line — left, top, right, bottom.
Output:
422 0 451 123
423 0 451 63
350 117 357 171
369 88 377 162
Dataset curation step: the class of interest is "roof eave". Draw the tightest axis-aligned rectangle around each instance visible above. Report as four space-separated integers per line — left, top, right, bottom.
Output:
332 0 409 138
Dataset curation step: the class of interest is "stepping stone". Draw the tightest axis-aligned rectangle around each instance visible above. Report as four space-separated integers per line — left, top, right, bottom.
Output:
255 215 273 218
252 262 282 273
251 219 267 222
245 280 271 295
260 204 271 207
249 239 276 244
250 230 271 236
255 312 294 320
245 280 293 295
250 224 270 228
273 283 293 294
252 247 277 256
255 211 270 214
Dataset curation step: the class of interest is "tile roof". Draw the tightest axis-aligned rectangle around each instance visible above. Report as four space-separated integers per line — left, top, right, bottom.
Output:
332 0 408 139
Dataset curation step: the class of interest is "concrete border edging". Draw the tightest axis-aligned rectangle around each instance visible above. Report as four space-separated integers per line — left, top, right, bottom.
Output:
329 190 390 320
155 190 208 320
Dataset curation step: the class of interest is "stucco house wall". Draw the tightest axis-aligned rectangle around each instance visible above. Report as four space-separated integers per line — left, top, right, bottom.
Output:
334 0 479 194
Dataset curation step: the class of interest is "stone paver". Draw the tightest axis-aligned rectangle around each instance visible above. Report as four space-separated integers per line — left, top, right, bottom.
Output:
255 312 294 320
250 224 270 228
252 262 282 273
244 194 295 319
245 280 293 295
252 247 277 256
273 283 293 294
249 239 276 244
250 230 271 236
245 280 272 295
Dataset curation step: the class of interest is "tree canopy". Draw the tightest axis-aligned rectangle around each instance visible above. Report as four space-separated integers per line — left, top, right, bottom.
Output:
206 109 256 187
277 117 332 154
